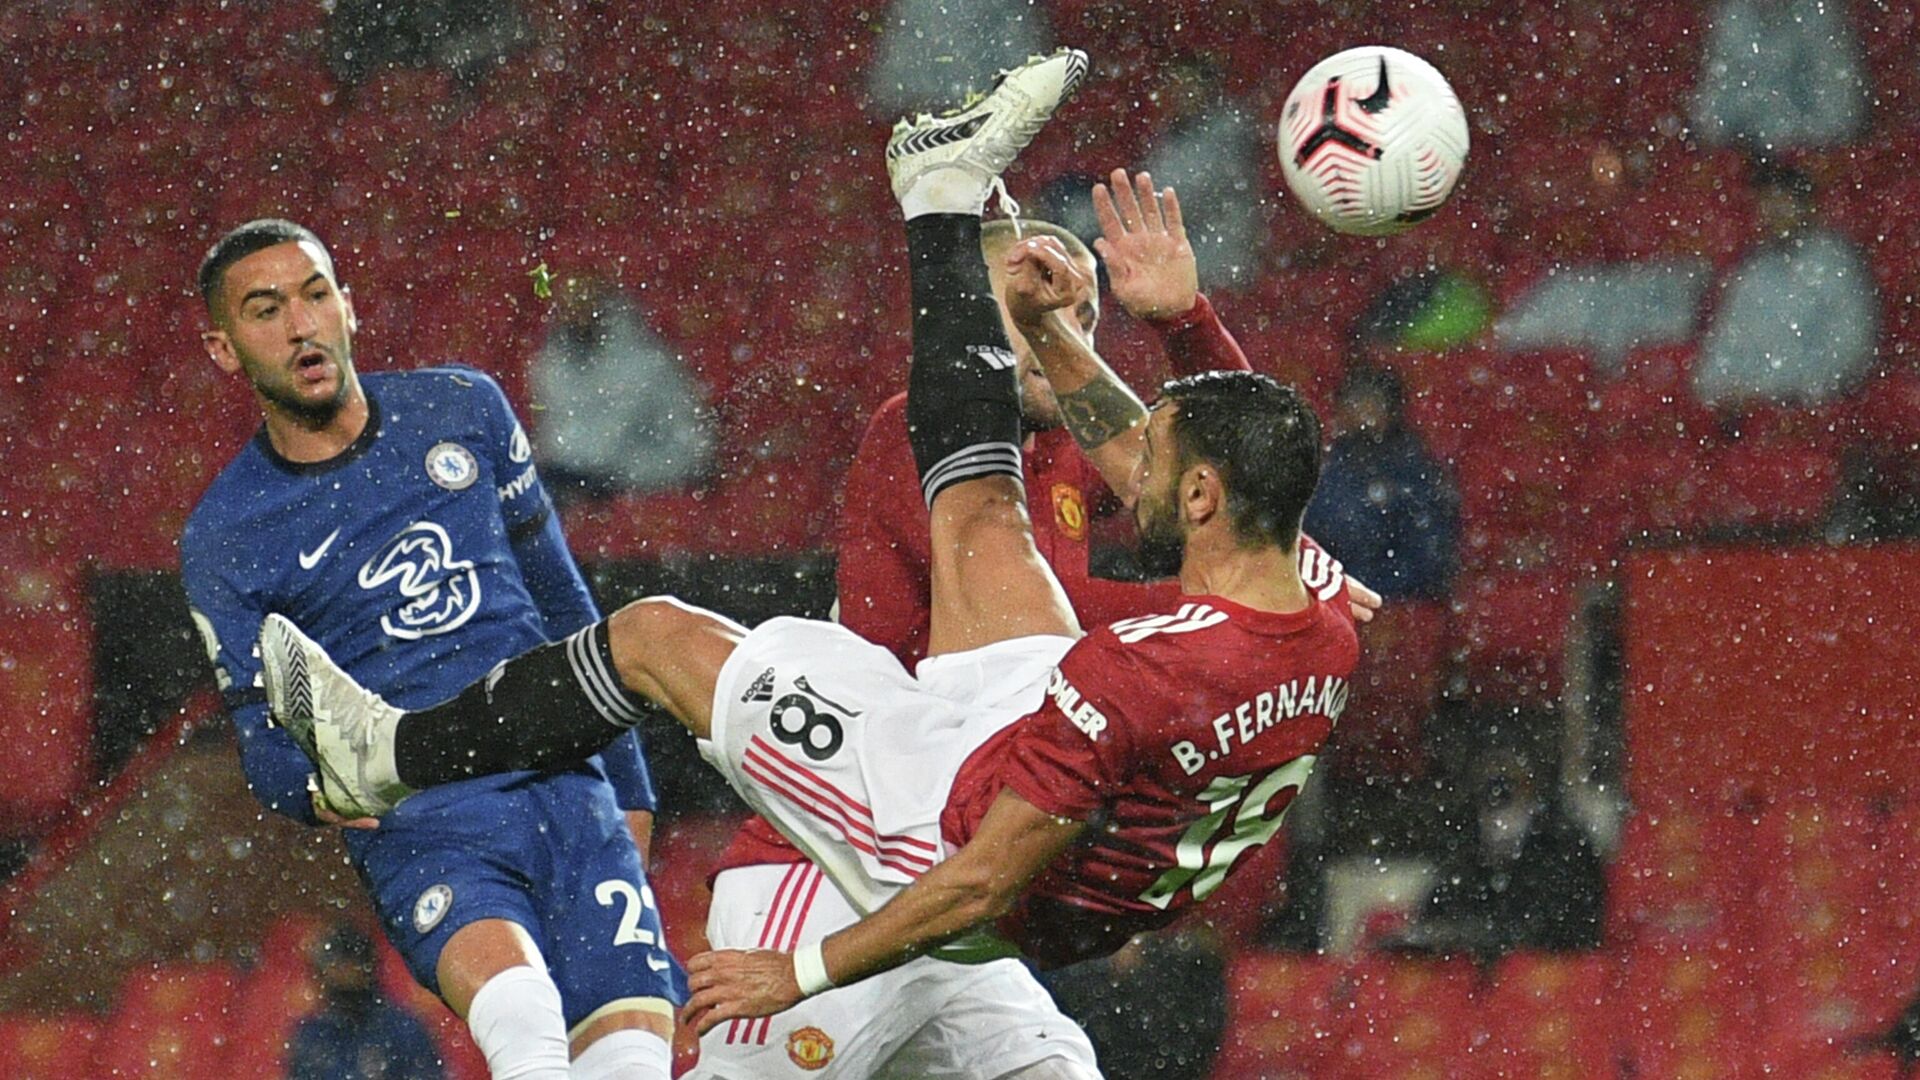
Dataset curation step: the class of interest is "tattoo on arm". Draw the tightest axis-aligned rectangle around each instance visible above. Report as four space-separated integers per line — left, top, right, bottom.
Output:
1056 378 1148 451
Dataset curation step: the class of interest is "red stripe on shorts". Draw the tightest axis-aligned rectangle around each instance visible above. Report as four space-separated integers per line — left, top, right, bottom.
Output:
755 864 826 1046
741 755 933 877
746 737 939 855
742 745 935 874
726 862 807 1045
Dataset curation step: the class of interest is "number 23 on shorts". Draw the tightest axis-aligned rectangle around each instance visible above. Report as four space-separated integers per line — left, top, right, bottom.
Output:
595 879 673 971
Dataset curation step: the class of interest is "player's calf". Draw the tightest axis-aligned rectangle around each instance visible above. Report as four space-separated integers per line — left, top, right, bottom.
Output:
388 616 659 790
888 50 1088 509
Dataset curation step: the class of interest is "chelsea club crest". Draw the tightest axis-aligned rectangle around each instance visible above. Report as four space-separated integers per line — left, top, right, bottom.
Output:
425 442 479 491
413 884 454 933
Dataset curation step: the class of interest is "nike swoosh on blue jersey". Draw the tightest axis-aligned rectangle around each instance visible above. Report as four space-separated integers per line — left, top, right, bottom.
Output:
299 528 342 570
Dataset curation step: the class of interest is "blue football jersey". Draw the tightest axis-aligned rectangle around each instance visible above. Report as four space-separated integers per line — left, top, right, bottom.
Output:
181 366 655 854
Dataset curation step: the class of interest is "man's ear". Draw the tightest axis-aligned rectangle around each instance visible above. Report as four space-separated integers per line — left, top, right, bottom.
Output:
1181 463 1224 528
202 328 242 375
341 284 358 335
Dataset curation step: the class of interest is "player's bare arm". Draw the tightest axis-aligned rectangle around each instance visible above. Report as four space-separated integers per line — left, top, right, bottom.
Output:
682 789 1084 1034
1003 237 1151 502
1094 168 1199 321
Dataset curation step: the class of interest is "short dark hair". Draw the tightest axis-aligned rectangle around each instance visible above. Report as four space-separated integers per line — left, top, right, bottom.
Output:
197 219 333 309
1160 370 1323 548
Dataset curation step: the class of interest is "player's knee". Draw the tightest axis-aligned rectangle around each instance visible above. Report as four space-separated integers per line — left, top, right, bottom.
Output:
609 596 745 652
605 597 707 687
570 1015 673 1080
604 597 742 738
610 595 694 645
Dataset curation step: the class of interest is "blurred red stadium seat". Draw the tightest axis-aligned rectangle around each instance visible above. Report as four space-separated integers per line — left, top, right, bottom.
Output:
648 813 745 965
1476 951 1621 1080
0 604 94 832
1326 600 1445 778
95 962 240 1079
1449 568 1578 703
1211 951 1343 1080
1617 938 1764 1080
220 963 322 1078
1701 442 1841 532
0 1013 101 1080
1607 801 1756 949
1332 955 1479 1080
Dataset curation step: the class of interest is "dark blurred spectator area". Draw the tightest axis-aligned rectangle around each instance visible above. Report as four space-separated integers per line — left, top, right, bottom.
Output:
5 1 1920 1076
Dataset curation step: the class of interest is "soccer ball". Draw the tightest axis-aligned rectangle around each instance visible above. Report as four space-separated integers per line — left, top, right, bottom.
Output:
1277 46 1470 236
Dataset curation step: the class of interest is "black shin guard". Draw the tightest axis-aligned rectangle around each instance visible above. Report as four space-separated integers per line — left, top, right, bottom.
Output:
904 214 1024 506
394 620 648 787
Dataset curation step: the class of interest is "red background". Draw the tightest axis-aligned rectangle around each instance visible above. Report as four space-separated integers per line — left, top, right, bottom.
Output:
1625 544 1920 806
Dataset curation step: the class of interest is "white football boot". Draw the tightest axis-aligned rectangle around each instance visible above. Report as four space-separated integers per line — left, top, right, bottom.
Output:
259 613 413 818
886 47 1090 219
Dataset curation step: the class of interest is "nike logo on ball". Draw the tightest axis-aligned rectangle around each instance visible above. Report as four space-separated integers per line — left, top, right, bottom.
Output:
1357 55 1391 114
299 529 342 570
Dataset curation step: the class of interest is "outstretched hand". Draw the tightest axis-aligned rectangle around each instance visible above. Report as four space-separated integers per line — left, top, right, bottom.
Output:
1002 236 1096 329
683 948 803 1036
1093 169 1199 321
1345 576 1383 625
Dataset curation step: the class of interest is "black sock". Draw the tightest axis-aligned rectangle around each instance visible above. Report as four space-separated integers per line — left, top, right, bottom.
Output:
904 213 1024 506
394 620 649 788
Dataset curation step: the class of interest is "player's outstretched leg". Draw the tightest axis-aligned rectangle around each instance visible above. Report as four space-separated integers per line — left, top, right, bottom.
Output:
260 598 746 816
887 48 1088 655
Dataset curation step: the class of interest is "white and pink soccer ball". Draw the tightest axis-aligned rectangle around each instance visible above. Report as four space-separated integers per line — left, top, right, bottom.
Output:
1277 46 1470 236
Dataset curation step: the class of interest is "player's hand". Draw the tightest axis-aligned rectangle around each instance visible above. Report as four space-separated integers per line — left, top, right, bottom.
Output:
1346 575 1383 624
1093 168 1199 321
1002 236 1094 329
312 787 379 830
683 948 803 1035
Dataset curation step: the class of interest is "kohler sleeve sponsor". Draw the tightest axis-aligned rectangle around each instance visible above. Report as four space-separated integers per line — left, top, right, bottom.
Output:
1046 667 1109 739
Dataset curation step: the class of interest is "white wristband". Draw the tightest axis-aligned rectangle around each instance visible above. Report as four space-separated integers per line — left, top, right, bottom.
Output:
792 942 834 997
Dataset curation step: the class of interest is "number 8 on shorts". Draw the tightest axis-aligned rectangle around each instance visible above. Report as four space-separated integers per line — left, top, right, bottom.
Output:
769 689 845 761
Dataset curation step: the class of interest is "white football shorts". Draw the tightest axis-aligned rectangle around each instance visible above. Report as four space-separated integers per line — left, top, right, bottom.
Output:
687 861 1100 1080
698 616 1075 917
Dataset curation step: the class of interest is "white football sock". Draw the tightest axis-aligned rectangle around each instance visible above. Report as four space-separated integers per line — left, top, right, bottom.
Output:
466 965 573 1080
899 166 991 220
569 1027 672 1080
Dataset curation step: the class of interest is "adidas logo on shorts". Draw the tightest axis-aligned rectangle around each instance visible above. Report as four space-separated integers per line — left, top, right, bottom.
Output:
742 667 777 703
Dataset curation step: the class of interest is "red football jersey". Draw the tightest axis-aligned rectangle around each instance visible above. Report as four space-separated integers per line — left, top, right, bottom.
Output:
713 295 1255 877
941 572 1359 968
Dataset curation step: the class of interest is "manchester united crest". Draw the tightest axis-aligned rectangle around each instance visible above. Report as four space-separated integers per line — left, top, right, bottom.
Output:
1052 483 1088 542
786 1025 835 1071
